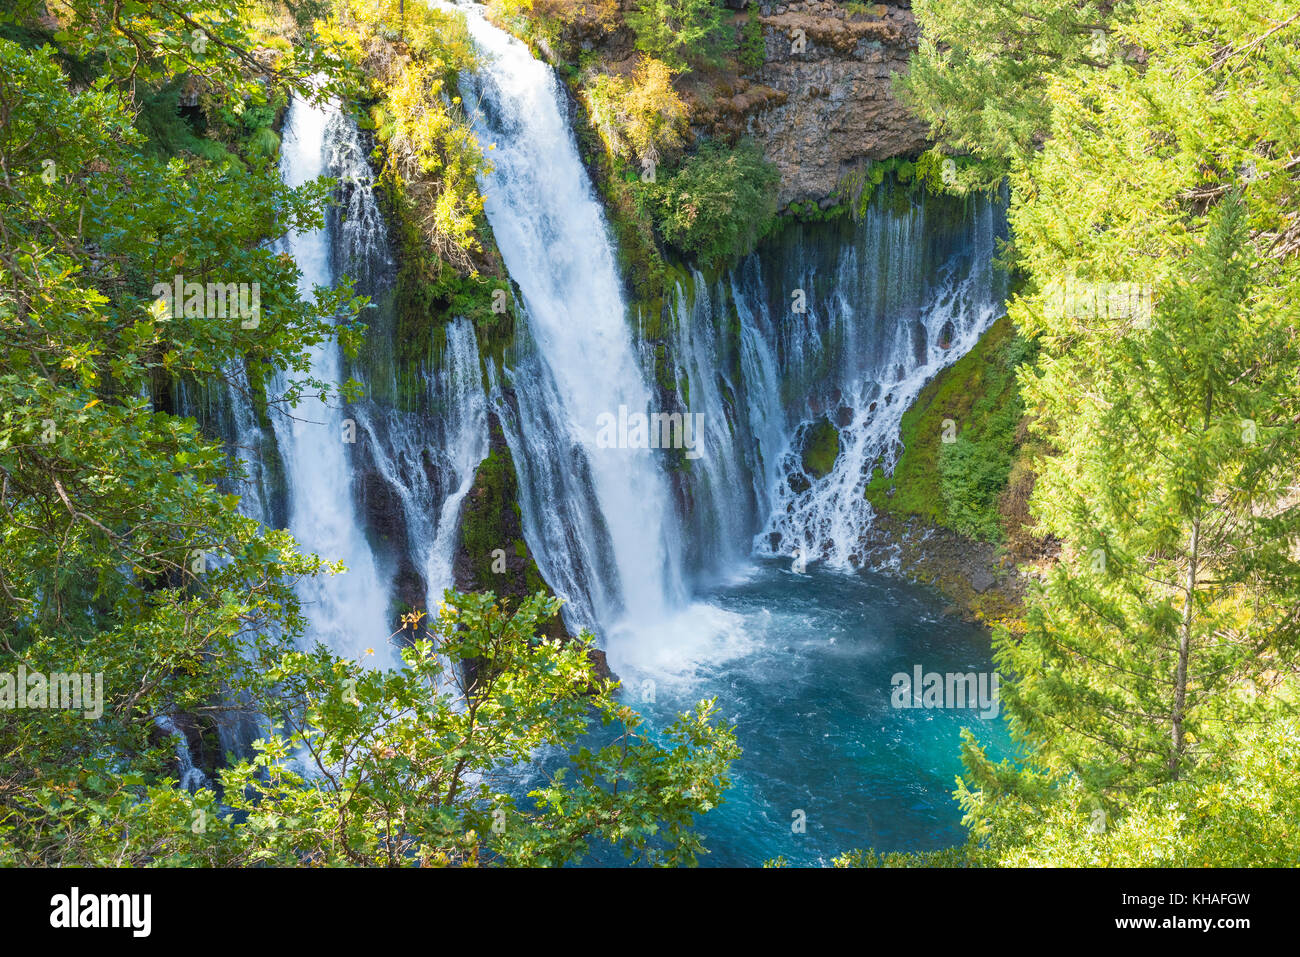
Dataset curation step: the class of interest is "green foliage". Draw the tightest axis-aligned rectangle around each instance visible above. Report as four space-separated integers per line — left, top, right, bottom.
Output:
937 333 1031 541
934 0 1300 865
374 166 502 401
458 443 525 587
27 0 348 102
0 7 360 863
959 712 1300 866
996 191 1300 791
326 2 488 275
583 58 688 166
233 594 740 867
627 0 729 71
834 156 922 220
738 12 765 71
866 316 1031 539
647 138 780 265
2 595 742 866
564 83 671 310
800 418 841 479
831 846 972 868
324 1 507 389
901 0 1132 184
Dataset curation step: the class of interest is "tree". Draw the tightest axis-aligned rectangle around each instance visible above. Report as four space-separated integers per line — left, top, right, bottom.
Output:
957 714 1300 867
627 0 728 71
995 194 1300 792
738 12 765 72
650 138 779 265
2 594 741 866
0 4 740 868
0 4 365 864
945 0 1300 860
901 0 1135 187
583 58 688 168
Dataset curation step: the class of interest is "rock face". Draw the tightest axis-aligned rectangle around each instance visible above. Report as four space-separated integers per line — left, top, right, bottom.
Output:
451 408 617 689
351 420 428 638
746 2 930 206
858 510 1036 624
682 2 929 206
451 408 557 627
529 1 928 208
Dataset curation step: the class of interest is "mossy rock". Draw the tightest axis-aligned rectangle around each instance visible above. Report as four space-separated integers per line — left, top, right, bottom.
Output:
452 411 566 640
800 417 841 479
864 315 1037 543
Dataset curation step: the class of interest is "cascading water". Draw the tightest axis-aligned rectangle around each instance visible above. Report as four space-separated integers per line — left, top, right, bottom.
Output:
444 3 1009 698
758 197 1007 568
319 95 490 618
188 1 1013 860
350 316 488 610
154 715 211 794
266 94 398 668
664 194 1009 577
183 89 491 757
453 5 687 634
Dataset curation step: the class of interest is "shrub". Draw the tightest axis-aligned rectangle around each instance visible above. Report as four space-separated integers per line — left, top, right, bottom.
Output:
627 0 729 70
650 138 780 265
583 57 688 167
739 12 765 70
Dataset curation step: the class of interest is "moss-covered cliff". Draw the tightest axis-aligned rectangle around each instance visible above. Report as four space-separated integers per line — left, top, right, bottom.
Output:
862 315 1052 623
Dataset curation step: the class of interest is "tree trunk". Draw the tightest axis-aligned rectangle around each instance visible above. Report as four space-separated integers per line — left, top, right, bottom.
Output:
1171 388 1212 780
1170 512 1198 780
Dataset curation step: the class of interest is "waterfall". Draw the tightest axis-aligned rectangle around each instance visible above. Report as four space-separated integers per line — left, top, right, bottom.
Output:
154 715 210 794
454 6 688 635
266 94 399 668
440 0 1007 657
665 194 1010 574
350 316 488 611
176 90 492 762
186 87 493 677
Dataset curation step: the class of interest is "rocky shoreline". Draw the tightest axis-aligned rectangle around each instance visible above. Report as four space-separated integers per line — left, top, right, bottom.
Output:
860 510 1042 628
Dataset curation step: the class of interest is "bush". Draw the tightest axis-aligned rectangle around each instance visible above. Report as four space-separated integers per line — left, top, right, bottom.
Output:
739 12 765 70
650 138 780 265
627 0 729 70
583 57 688 167
936 332 1030 541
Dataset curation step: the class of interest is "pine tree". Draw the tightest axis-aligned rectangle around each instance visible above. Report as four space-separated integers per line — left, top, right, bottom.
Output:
997 193 1300 795
934 4 1300 866
627 0 727 71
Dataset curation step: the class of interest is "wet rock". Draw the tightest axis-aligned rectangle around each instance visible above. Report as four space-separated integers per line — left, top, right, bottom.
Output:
857 511 1045 624
351 419 429 631
937 319 956 350
586 648 615 684
799 417 842 478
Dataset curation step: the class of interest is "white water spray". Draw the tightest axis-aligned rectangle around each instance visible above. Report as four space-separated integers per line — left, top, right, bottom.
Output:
453 5 687 634
269 95 398 668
